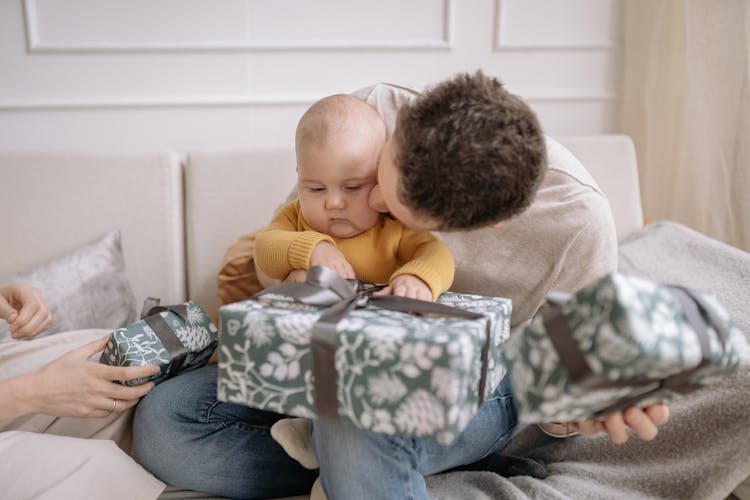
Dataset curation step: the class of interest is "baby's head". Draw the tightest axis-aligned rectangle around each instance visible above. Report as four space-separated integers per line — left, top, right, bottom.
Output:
295 94 386 239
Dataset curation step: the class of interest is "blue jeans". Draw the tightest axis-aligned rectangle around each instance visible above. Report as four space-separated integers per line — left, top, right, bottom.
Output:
311 375 517 500
133 365 317 499
133 365 517 500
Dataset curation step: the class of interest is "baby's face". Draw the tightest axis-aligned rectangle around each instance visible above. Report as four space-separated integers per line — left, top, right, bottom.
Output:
297 135 382 239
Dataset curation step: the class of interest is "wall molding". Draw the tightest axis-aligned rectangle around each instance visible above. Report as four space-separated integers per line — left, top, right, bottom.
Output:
0 93 617 112
23 0 454 53
0 95 318 111
493 0 619 51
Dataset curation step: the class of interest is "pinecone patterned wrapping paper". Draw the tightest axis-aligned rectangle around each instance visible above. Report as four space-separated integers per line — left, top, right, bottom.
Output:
101 301 218 386
218 291 511 445
504 273 750 423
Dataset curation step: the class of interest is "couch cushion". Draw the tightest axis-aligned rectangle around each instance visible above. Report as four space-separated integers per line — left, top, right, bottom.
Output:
0 151 185 306
558 135 644 242
185 150 296 320
0 231 137 342
0 431 164 499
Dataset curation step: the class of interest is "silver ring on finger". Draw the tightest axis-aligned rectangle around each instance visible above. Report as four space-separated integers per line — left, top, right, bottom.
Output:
109 398 117 414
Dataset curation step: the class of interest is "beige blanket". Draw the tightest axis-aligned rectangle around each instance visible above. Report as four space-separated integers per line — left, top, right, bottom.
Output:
423 221 750 500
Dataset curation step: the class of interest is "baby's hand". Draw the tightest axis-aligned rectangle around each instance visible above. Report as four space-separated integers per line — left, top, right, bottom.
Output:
284 269 308 283
310 242 355 279
374 274 432 301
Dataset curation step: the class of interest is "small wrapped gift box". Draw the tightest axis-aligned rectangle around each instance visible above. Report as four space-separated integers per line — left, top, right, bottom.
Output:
100 298 219 386
503 273 749 423
217 267 511 445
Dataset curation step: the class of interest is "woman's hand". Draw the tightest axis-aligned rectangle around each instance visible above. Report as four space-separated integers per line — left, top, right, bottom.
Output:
18 336 161 418
0 283 52 340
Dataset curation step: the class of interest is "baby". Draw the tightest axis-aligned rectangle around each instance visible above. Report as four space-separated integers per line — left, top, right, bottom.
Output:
254 94 455 471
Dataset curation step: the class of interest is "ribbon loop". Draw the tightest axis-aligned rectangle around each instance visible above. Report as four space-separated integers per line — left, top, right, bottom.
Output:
306 266 357 299
140 298 188 369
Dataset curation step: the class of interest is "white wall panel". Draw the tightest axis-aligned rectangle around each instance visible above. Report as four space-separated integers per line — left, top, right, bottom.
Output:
0 0 623 151
26 0 452 50
495 0 620 49
0 106 304 153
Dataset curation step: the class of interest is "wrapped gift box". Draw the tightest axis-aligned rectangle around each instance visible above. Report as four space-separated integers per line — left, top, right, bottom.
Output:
503 273 749 423
100 300 218 386
217 270 511 445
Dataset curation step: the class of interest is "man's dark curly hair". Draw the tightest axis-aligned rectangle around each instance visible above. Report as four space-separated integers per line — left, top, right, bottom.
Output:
392 70 547 230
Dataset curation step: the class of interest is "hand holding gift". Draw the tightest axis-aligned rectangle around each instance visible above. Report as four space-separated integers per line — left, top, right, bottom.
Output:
505 273 749 429
100 298 218 386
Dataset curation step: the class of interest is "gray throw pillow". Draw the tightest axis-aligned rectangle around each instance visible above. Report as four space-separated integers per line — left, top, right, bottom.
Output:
0 230 137 342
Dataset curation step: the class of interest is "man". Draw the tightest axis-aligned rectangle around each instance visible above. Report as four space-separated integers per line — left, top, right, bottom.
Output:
133 71 668 499
307 72 668 499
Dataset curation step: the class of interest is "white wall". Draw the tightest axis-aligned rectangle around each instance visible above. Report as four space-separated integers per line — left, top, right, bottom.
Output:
0 0 622 153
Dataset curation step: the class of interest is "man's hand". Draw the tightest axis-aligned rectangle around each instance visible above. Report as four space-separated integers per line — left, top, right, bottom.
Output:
0 283 52 340
374 274 432 301
310 242 355 279
576 404 670 444
545 404 670 444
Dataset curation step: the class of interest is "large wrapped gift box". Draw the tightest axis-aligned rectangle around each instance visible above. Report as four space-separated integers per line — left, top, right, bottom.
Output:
504 273 749 423
217 268 511 445
100 300 219 386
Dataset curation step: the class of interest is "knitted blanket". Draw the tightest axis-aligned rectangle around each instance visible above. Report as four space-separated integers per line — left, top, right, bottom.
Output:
425 221 750 500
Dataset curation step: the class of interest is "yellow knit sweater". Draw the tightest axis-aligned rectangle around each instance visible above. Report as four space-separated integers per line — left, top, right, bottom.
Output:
255 200 455 300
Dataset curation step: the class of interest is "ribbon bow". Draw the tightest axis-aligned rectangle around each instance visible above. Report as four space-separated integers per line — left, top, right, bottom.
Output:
254 266 492 420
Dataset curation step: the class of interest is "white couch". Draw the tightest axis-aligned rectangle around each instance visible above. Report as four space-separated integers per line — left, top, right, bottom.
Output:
1 137 748 500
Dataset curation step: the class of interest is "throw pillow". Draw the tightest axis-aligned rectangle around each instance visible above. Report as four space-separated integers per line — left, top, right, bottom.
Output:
0 230 138 342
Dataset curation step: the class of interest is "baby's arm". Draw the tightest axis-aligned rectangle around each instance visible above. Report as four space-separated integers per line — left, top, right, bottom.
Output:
382 229 455 301
255 201 336 279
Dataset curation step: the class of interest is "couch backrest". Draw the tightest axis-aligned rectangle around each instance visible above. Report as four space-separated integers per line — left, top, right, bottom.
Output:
0 152 185 306
0 136 644 324
185 150 296 319
557 135 644 242
184 135 644 318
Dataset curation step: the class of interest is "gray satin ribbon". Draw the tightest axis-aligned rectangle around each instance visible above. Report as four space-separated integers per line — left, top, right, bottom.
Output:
140 298 189 378
542 284 728 417
255 266 492 420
